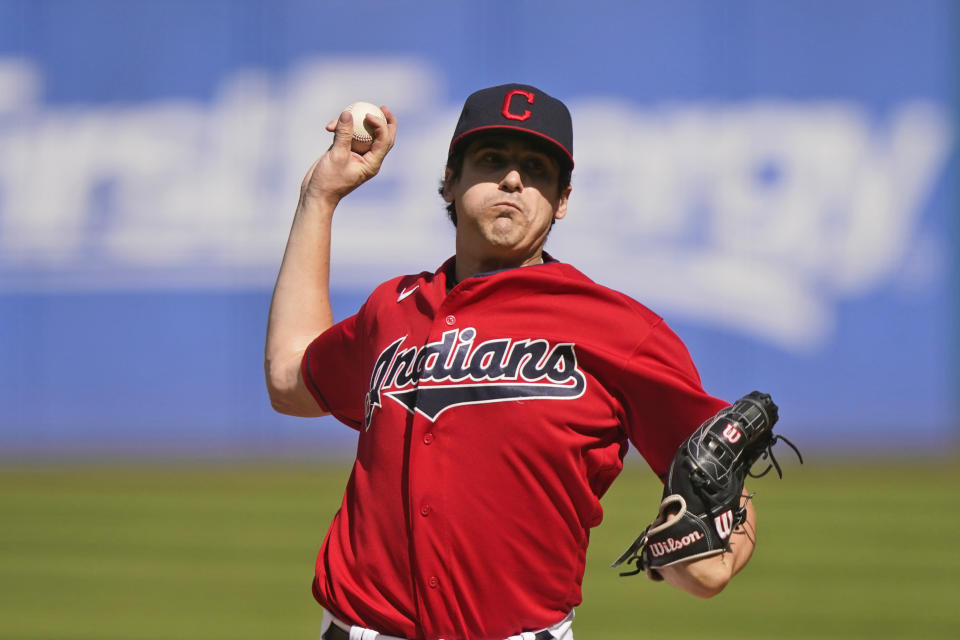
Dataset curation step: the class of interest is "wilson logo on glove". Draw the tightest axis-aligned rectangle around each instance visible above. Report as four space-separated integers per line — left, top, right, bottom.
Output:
722 423 742 443
647 531 704 558
713 509 735 539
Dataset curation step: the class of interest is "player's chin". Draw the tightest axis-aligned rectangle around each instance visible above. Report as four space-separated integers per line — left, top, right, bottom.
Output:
486 217 523 241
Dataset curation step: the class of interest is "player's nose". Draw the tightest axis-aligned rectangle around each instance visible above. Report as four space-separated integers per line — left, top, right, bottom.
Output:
499 168 523 192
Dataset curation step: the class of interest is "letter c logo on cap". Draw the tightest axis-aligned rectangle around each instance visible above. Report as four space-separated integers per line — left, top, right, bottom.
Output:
502 90 535 121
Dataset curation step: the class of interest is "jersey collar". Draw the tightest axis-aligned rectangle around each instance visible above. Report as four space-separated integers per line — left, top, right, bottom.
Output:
442 253 559 292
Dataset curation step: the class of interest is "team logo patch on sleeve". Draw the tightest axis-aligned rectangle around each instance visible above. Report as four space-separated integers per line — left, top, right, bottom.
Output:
363 328 587 428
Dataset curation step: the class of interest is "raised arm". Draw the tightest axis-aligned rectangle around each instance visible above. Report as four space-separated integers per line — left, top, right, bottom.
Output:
264 105 396 416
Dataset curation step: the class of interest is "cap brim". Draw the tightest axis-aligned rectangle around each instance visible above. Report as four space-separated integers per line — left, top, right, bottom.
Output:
449 125 574 170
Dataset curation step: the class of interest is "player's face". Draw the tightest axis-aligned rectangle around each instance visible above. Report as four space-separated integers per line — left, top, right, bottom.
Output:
443 135 570 270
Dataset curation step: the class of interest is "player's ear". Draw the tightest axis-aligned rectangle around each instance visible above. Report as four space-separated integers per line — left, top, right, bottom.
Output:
441 167 456 203
553 185 572 221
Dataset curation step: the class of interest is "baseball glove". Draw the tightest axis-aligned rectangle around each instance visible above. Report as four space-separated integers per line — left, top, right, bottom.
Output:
612 391 801 579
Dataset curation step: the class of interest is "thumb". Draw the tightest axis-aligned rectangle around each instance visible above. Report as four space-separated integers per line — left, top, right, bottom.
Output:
331 110 355 152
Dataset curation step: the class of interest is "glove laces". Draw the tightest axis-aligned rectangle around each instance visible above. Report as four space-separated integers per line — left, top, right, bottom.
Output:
748 434 803 479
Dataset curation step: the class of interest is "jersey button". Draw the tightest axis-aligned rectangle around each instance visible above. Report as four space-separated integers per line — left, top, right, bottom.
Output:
428 576 439 589
445 314 456 325
420 505 432 517
423 433 434 445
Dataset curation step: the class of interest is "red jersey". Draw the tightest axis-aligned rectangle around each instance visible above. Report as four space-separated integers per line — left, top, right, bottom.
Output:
302 257 727 640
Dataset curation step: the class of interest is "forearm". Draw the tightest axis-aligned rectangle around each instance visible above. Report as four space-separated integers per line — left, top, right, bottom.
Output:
264 189 338 416
658 497 757 598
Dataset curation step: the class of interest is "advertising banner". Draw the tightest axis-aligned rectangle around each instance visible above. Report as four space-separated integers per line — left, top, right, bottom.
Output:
1 1 955 455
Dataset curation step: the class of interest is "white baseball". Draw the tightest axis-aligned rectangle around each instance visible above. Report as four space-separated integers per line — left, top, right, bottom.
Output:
344 101 385 153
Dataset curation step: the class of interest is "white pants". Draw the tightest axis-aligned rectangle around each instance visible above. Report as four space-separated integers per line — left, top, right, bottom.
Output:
320 609 575 640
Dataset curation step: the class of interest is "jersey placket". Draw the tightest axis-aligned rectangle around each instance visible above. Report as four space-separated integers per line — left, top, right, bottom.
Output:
405 283 469 639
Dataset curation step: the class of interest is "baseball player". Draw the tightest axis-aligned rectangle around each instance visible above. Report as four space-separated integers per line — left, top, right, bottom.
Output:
265 84 762 640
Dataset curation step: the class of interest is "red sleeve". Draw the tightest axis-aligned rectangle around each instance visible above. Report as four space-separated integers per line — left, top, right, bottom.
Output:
618 319 728 479
300 310 366 430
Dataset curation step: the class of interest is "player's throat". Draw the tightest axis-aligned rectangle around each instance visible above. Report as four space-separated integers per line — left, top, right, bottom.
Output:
445 257 546 293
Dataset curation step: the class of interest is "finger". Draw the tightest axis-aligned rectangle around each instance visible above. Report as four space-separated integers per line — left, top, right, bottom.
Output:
367 105 397 155
331 110 355 152
325 117 338 133
380 105 397 140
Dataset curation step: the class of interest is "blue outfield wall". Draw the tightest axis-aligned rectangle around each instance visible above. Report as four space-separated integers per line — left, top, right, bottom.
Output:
0 0 957 457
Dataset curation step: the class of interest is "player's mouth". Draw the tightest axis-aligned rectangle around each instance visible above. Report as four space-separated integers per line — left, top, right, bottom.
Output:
492 200 522 213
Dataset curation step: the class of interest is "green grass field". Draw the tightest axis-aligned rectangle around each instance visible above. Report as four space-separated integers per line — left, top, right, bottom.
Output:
2 457 958 639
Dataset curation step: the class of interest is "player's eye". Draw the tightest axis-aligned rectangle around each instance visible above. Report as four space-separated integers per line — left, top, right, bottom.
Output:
523 157 547 175
477 151 505 166
523 154 558 180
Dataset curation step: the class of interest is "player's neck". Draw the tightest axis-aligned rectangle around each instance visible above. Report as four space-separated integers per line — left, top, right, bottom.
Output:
453 251 545 284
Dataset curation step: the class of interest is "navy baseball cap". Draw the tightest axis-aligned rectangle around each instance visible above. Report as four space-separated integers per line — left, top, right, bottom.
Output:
449 83 574 170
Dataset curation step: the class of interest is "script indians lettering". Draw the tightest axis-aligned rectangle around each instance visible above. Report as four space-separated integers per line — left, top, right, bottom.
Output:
363 328 587 427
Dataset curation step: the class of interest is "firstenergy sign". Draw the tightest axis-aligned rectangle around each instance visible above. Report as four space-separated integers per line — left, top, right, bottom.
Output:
0 58 952 352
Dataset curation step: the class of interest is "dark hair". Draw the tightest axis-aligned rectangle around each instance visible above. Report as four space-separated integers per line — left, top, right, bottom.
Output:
438 135 573 227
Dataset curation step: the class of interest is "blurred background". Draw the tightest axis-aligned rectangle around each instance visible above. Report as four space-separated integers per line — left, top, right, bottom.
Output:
1 1 957 639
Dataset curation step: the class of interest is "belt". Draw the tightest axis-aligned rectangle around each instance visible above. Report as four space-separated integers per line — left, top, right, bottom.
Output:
322 621 554 640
